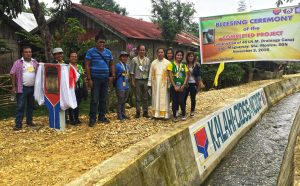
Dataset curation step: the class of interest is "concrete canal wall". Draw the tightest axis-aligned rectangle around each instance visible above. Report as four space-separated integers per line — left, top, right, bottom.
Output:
67 76 300 186
279 100 300 186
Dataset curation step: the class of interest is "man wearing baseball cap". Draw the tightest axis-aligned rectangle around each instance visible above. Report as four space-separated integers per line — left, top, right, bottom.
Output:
51 47 69 123
115 51 130 121
51 47 65 64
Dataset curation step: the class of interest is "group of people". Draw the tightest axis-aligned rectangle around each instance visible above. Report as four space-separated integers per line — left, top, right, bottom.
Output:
10 33 205 130
10 46 86 130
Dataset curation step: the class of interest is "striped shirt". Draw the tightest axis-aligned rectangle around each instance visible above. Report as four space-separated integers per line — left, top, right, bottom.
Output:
85 47 113 79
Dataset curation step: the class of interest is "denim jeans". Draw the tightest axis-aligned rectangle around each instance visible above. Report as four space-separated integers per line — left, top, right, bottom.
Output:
185 83 197 112
89 78 109 122
15 86 34 127
116 89 129 119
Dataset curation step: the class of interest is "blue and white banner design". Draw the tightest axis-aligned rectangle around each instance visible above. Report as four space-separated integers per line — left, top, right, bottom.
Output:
189 88 268 175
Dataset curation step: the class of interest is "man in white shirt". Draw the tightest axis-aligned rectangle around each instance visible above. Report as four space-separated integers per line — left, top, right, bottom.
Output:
10 46 39 130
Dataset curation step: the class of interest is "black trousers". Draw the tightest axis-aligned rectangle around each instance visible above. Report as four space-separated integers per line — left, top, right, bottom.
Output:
185 83 197 112
170 86 186 117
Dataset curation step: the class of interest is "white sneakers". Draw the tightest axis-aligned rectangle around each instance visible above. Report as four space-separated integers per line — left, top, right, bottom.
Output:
173 112 195 122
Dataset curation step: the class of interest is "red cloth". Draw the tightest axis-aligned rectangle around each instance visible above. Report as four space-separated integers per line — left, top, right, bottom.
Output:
69 65 76 89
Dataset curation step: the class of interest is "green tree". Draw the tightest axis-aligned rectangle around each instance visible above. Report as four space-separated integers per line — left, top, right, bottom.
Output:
0 0 53 62
54 18 86 58
27 0 56 62
237 0 248 12
17 17 92 62
22 2 54 16
185 22 199 37
151 0 196 45
200 63 246 89
276 0 293 7
1 0 71 62
16 30 45 61
0 40 12 54
0 0 24 18
80 0 128 15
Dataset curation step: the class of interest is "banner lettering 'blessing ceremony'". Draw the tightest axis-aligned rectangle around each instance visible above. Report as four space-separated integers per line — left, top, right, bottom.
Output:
200 5 300 64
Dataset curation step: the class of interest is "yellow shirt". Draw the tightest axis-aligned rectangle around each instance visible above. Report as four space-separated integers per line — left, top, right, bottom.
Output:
167 62 188 85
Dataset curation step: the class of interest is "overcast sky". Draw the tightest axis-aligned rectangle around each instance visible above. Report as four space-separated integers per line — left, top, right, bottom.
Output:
41 0 300 21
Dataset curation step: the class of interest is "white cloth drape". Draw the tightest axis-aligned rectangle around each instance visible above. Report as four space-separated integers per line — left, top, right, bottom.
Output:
34 63 45 105
60 65 78 110
34 63 78 110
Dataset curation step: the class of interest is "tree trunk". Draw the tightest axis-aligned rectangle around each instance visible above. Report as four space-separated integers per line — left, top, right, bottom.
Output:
28 0 53 63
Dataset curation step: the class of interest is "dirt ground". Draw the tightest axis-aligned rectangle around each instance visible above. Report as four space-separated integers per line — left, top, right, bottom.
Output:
0 78 286 185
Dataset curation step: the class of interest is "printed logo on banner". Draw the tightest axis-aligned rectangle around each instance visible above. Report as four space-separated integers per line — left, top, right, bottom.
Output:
273 9 281 15
283 8 294 14
194 127 209 159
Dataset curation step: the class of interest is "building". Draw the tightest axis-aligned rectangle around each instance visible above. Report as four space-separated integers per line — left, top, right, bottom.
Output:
0 17 21 74
46 3 199 60
0 12 49 74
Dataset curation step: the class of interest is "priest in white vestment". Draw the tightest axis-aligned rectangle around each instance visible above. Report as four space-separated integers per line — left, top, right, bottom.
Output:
147 48 171 119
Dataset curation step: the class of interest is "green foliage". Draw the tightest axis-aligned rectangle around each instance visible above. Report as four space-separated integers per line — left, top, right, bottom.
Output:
16 17 119 64
276 0 293 7
22 2 54 16
0 40 12 54
184 22 199 37
77 39 95 62
219 63 245 88
0 0 24 18
237 0 247 12
15 18 90 62
80 0 128 15
284 63 300 74
52 0 72 10
16 30 44 48
51 0 72 23
54 18 86 57
200 63 246 89
52 18 97 63
151 0 196 44
15 30 45 61
194 51 201 62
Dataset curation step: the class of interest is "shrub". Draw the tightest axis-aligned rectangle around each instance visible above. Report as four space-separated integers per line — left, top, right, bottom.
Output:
200 63 246 89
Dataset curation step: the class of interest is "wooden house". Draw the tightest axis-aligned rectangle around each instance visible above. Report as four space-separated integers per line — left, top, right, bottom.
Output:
0 17 21 74
46 3 199 60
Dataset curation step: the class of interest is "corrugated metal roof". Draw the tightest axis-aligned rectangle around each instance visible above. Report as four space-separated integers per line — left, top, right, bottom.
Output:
12 12 50 32
72 4 199 47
